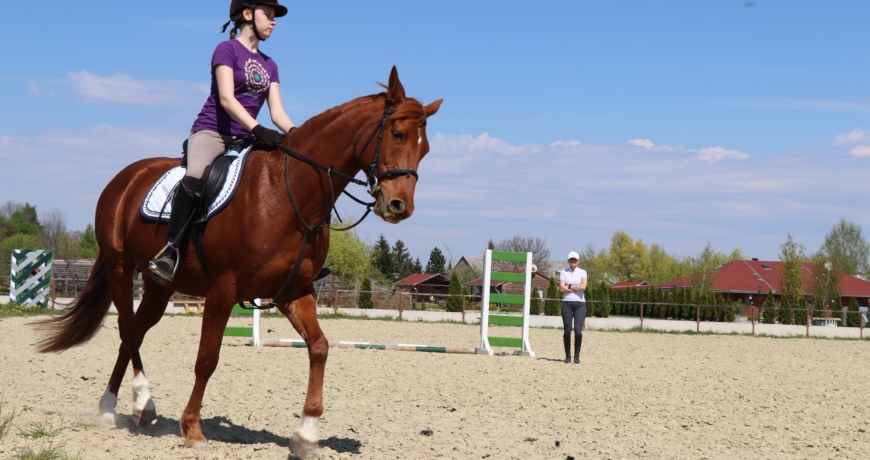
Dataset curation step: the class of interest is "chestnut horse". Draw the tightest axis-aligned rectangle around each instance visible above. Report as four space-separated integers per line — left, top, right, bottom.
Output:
35 67 442 457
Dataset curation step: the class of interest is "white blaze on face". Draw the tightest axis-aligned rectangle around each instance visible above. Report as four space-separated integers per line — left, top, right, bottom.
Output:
418 128 422 144
98 386 118 424
131 372 156 424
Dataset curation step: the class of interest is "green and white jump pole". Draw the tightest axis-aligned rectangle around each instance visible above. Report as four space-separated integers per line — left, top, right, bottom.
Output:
475 249 535 357
10 249 53 308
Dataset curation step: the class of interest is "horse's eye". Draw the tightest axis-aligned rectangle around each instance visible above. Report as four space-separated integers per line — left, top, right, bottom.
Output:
392 131 404 142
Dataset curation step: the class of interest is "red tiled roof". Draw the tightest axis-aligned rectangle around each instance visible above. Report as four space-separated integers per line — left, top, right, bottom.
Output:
655 260 870 297
394 274 448 287
466 270 549 286
611 281 651 289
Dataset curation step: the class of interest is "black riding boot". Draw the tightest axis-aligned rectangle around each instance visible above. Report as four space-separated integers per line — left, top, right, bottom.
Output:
574 332 583 364
149 188 199 284
563 333 571 363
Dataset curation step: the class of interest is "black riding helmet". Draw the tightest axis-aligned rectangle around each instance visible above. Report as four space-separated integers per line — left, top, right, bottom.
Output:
220 0 287 41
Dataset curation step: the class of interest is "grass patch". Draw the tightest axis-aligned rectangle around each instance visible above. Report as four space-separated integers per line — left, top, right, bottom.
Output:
11 441 82 460
17 416 65 439
0 400 16 439
318 312 405 322
0 302 56 317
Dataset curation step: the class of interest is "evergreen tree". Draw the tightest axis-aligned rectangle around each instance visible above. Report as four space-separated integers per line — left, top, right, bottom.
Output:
529 289 542 315
425 247 447 275
80 224 98 258
598 282 611 317
761 292 778 324
777 295 794 325
544 276 560 316
794 296 809 325
371 234 393 279
413 257 423 274
812 296 826 321
846 296 860 327
446 271 463 312
391 239 413 281
358 277 374 309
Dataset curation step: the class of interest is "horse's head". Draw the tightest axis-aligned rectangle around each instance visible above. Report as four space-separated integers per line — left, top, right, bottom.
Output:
364 66 442 224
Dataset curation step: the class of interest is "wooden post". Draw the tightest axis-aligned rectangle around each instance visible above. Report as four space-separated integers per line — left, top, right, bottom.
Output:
806 309 810 338
860 311 865 340
751 306 756 335
332 287 338 314
50 278 56 310
398 291 405 319
461 295 466 323
639 303 644 331
696 305 700 333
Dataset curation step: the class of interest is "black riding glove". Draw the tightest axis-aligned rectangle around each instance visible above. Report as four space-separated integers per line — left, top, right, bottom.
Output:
252 125 285 146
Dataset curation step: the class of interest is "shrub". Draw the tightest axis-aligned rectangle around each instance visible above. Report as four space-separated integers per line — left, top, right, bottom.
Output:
846 296 860 327
529 290 541 315
761 292 777 324
446 271 463 312
358 278 373 309
544 276 560 316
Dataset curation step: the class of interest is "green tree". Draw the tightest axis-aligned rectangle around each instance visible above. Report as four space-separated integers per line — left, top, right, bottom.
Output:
358 277 374 309
80 224 98 258
325 217 379 285
425 247 447 275
816 218 870 277
846 296 860 327
544 276 560 316
597 282 611 317
391 240 414 281
778 233 806 324
412 257 423 274
609 231 650 282
761 293 777 324
371 234 393 280
529 290 542 315
446 271 463 312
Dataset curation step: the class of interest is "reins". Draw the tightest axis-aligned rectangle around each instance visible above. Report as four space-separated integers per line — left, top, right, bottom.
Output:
247 101 417 310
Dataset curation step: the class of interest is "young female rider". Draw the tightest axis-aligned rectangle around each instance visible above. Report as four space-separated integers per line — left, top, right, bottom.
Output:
150 0 292 282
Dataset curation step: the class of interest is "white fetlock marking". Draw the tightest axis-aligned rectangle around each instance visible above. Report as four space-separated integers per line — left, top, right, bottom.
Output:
131 373 155 417
98 386 118 424
294 416 320 444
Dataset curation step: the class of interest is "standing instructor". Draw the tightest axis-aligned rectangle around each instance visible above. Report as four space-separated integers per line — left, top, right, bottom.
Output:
559 251 588 363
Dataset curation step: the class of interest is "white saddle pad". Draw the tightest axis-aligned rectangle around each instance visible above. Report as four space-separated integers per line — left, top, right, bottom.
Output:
141 144 254 222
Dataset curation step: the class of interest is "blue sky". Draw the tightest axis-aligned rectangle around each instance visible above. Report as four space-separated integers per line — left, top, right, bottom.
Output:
2 1 870 266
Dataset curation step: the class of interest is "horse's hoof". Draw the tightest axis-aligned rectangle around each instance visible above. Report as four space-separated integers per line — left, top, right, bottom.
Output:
100 412 117 426
183 440 209 451
132 409 157 427
289 434 318 459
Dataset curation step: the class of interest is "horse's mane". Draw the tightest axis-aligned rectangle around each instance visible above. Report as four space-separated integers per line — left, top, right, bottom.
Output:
304 90 426 129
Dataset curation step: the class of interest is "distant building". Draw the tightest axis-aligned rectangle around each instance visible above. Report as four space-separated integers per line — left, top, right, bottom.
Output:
654 259 870 309
394 274 451 303
454 255 565 279
466 270 552 299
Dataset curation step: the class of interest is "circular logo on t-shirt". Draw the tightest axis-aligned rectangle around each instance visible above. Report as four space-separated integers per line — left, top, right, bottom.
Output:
244 58 270 94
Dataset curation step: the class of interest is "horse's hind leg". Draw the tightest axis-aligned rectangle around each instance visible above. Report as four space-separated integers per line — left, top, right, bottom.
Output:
277 287 328 458
100 264 172 427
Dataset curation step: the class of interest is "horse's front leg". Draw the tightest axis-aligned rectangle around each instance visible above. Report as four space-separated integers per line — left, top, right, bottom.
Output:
179 291 234 450
278 288 327 458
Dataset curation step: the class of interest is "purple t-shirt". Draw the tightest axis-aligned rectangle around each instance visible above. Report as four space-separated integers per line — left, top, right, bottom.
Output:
191 39 280 136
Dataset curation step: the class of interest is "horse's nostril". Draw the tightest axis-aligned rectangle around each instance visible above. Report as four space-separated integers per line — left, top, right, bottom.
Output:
389 199 405 214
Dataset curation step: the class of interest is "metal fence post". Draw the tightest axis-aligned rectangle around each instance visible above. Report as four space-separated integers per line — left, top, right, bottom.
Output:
751 306 756 335
696 305 700 333
640 303 644 331
461 295 466 323
806 309 810 338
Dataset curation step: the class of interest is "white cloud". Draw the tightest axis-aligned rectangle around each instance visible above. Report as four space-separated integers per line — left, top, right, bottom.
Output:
28 82 54 98
832 128 870 146
693 146 749 162
848 146 870 157
68 70 208 107
550 140 581 147
628 139 656 149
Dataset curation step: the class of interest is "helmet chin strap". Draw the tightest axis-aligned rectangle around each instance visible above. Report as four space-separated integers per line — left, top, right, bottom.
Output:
250 5 267 42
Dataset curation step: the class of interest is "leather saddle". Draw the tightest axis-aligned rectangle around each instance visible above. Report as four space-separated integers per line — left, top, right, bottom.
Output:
181 136 256 220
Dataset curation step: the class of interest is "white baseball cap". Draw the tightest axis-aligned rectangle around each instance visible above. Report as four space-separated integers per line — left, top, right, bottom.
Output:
567 251 579 260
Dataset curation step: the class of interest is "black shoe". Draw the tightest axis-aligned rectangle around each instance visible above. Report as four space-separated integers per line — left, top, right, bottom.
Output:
563 333 571 363
149 187 199 283
573 333 582 364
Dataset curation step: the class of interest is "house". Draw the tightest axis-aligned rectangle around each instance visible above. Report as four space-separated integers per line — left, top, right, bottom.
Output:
394 274 451 303
610 281 652 289
654 259 870 310
454 255 566 279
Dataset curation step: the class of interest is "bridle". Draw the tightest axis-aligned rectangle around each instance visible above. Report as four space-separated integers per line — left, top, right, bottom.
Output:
251 101 419 309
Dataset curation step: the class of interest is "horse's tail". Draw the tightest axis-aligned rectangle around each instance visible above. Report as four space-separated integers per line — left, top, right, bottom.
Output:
34 255 113 353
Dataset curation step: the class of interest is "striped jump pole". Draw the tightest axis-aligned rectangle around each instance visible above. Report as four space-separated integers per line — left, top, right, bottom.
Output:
10 249 53 308
476 249 535 357
260 338 477 354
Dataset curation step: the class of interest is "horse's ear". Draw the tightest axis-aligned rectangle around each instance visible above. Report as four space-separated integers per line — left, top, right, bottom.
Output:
424 99 443 118
387 66 405 102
